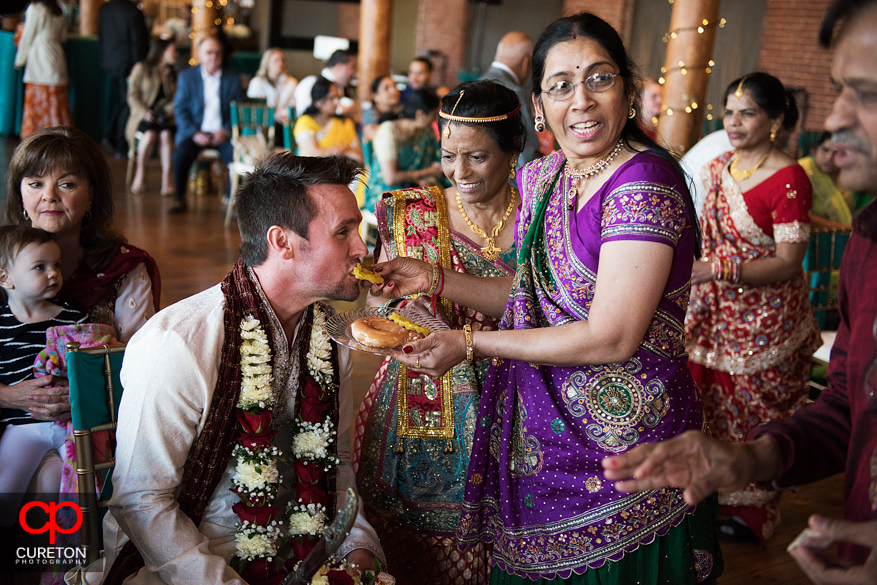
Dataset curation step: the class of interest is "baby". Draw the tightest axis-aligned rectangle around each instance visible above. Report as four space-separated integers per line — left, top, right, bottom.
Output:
0 225 85 524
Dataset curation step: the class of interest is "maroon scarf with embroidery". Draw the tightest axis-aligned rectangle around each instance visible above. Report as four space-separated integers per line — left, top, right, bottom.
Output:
56 243 161 313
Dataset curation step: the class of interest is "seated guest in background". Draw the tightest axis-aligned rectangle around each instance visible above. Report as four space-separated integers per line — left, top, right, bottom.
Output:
400 56 450 103
363 88 444 212
95 154 384 585
605 12 877 583
294 77 362 163
127 38 179 196
639 77 663 141
0 226 85 527
5 127 160 342
247 48 298 124
170 35 243 214
686 72 821 543
479 31 539 166
361 75 401 143
294 49 359 121
799 131 853 227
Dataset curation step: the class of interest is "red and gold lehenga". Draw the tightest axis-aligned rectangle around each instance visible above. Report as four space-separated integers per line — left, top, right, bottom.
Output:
686 152 821 541
353 186 516 585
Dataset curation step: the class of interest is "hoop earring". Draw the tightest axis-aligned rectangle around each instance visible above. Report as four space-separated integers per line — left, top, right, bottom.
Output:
628 106 636 119
770 129 777 142
534 114 545 132
85 210 92 221
23 210 30 221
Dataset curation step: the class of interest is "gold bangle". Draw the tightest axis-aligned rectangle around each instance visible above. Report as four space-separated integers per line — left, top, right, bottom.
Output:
463 324 474 363
425 262 440 295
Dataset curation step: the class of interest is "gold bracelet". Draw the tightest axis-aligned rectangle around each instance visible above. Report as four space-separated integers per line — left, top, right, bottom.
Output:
463 324 474 363
425 262 440 295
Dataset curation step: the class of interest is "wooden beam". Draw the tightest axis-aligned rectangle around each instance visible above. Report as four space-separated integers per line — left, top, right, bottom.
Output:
656 0 721 154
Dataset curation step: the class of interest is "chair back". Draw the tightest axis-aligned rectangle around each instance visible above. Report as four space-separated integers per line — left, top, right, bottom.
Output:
66 342 126 566
803 227 852 328
231 101 276 163
281 106 297 151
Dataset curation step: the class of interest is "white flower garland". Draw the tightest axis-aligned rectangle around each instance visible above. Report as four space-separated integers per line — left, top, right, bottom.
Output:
233 306 340 568
233 314 282 562
288 305 341 543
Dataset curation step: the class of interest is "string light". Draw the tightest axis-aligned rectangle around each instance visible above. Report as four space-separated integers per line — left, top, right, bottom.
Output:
662 17 726 42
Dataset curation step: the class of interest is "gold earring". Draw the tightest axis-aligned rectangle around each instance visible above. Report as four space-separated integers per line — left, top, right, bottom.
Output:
509 158 517 180
628 106 636 119
770 129 776 142
23 210 30 221
534 114 545 132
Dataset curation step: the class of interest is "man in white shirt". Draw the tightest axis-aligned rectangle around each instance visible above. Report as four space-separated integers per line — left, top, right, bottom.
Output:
98 154 384 585
294 49 359 121
480 32 539 166
170 36 243 214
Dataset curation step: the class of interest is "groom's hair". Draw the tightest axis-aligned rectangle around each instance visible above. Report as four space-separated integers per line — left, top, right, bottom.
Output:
236 153 362 267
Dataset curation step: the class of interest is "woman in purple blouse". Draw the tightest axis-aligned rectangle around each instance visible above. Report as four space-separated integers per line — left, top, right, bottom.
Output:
368 12 721 584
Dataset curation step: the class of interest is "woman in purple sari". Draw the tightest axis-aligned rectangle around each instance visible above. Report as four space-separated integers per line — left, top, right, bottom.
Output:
367 12 722 584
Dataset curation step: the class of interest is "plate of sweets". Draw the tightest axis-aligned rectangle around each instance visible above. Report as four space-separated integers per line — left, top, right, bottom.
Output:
325 305 448 357
306 558 395 585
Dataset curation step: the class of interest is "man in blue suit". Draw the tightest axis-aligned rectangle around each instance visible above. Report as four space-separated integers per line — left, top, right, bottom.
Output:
170 36 243 213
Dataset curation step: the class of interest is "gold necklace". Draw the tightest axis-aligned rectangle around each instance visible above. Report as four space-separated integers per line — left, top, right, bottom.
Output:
455 185 518 260
729 150 771 182
565 140 625 209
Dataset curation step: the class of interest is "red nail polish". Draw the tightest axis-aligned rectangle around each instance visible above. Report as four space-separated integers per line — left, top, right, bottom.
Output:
402 346 413 354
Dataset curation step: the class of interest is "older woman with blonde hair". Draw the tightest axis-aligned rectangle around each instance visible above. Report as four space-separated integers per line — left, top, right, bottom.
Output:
247 48 297 123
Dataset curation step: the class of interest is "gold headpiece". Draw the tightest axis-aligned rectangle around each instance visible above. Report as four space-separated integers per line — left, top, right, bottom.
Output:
734 76 748 98
440 90 522 139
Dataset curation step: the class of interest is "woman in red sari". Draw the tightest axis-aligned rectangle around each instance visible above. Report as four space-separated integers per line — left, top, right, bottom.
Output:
686 72 821 543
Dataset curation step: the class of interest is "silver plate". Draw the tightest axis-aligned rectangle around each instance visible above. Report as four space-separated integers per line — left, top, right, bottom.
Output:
325 306 449 357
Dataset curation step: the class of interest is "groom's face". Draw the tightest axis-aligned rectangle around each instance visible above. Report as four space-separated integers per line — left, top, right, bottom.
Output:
296 184 368 302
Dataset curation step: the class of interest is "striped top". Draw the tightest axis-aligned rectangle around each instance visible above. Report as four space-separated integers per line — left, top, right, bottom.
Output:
1 301 86 424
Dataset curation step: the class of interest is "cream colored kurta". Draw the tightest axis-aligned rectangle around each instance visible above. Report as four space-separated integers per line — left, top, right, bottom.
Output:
95 282 382 584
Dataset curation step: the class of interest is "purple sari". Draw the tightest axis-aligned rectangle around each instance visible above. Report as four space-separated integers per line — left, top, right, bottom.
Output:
457 150 704 579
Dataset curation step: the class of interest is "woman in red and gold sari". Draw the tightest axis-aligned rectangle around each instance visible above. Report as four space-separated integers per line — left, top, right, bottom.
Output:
354 80 524 585
686 72 821 544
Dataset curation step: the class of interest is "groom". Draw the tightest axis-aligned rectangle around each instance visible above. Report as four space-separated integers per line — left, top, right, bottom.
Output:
100 154 383 584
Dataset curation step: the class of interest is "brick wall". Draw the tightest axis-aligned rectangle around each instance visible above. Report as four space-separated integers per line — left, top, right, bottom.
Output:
757 0 834 131
414 0 470 88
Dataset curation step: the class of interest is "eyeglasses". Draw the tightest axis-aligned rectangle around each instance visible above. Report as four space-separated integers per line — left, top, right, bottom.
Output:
542 72 617 101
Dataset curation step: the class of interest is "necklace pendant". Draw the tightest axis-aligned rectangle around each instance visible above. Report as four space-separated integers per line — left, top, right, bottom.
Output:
481 239 501 260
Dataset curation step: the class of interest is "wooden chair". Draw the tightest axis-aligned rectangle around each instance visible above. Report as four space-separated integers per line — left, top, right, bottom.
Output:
66 342 126 567
226 101 275 226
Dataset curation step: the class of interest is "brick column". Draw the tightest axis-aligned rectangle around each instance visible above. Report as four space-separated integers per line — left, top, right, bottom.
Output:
414 0 469 89
79 0 101 36
358 0 392 102
191 0 221 62
656 0 721 153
